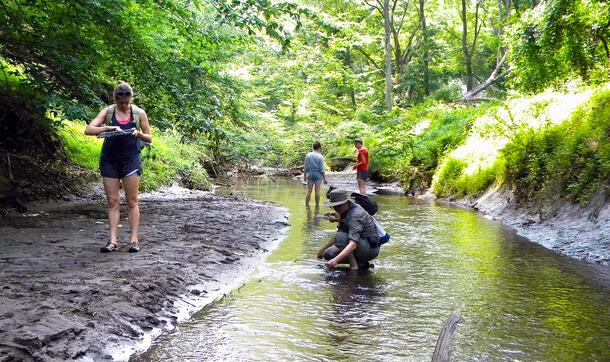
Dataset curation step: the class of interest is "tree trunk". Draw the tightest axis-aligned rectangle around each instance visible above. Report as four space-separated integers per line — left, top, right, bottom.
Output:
463 53 513 99
419 0 430 96
461 0 474 91
514 0 521 15
383 0 393 111
345 49 357 110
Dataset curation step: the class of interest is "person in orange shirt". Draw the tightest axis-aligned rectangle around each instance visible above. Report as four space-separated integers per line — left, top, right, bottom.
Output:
353 138 369 194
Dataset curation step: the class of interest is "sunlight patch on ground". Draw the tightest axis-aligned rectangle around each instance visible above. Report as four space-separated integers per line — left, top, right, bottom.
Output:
445 87 595 177
411 119 430 136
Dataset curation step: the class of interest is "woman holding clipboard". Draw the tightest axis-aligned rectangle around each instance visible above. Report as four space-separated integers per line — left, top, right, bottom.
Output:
85 81 152 253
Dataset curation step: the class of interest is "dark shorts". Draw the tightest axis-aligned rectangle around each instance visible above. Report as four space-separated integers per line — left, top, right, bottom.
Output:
357 170 370 181
100 157 142 179
324 231 379 263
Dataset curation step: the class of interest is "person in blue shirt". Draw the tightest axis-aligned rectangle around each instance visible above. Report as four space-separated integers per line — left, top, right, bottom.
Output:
303 141 327 207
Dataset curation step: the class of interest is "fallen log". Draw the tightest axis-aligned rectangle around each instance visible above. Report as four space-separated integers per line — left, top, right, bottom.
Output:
431 311 461 362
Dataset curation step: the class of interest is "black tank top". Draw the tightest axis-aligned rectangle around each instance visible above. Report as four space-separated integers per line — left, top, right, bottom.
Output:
100 108 139 162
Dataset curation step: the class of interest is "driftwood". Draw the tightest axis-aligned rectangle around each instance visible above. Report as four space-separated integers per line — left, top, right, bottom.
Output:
431 311 461 362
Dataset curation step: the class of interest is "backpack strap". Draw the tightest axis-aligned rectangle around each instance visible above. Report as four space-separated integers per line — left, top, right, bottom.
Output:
104 104 116 126
130 105 142 131
104 104 142 131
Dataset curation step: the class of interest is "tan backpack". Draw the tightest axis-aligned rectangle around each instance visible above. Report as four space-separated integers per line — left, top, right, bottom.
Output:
103 104 143 131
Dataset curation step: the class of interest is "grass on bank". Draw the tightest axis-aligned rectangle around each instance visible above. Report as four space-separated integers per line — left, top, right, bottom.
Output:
432 83 610 204
59 122 211 191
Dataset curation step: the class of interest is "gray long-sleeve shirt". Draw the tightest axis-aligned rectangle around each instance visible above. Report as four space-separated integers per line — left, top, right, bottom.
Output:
343 203 379 244
304 151 325 174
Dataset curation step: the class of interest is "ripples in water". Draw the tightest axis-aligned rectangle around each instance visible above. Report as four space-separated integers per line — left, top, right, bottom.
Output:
136 179 610 361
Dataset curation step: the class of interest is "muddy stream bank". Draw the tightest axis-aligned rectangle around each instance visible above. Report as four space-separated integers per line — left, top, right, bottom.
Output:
0 186 288 361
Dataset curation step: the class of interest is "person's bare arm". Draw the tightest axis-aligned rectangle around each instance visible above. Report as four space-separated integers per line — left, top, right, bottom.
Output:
353 153 365 169
326 240 357 268
85 107 119 135
133 110 152 143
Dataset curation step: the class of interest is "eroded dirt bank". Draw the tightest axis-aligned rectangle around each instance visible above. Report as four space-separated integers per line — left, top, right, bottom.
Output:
0 186 288 361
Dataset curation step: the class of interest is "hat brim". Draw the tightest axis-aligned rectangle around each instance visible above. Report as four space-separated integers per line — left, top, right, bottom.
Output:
324 197 354 208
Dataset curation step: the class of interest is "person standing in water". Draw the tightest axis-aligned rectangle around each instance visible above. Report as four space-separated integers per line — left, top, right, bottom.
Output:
85 81 152 253
353 138 369 194
304 140 328 207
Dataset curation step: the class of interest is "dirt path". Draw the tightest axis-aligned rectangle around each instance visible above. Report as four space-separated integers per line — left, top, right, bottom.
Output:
0 186 288 361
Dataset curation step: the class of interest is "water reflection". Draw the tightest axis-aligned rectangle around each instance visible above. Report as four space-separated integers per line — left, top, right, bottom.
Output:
137 178 610 361
304 205 322 232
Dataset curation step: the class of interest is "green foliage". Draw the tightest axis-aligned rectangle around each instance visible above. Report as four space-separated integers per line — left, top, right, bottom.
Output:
373 101 493 189
508 0 610 92
432 81 463 103
432 158 467 196
58 122 211 192
433 157 501 198
58 123 102 171
499 86 610 203
0 0 260 137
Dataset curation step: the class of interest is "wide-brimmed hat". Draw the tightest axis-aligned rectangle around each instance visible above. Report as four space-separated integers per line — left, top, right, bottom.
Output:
324 188 353 207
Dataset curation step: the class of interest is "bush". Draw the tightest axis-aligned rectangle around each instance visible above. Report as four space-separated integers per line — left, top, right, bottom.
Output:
58 122 211 192
432 81 462 102
498 86 610 203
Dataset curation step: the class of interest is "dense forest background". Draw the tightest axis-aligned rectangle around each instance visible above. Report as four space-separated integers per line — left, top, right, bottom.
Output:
0 0 609 207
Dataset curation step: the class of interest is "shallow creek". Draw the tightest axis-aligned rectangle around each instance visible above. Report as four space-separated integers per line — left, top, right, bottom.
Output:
136 178 610 361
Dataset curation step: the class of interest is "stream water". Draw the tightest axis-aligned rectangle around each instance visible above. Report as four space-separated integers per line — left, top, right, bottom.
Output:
136 178 610 361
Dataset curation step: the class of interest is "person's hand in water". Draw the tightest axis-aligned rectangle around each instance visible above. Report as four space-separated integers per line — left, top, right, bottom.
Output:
326 258 338 269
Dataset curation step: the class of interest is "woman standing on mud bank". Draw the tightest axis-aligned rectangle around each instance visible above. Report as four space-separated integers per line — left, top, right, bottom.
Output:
85 81 152 253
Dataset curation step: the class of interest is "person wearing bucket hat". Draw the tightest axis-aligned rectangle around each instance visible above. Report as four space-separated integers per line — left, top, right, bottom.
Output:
318 189 380 270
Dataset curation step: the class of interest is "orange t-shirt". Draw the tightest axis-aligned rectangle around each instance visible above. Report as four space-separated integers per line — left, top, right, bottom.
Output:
356 147 369 171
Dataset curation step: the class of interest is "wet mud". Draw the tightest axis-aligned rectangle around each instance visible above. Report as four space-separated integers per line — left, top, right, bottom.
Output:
0 187 288 361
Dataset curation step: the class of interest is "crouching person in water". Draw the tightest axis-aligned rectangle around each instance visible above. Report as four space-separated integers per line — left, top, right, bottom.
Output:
317 189 379 270
85 81 152 253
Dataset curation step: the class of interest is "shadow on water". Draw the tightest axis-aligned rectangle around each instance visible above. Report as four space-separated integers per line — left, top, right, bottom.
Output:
136 178 610 361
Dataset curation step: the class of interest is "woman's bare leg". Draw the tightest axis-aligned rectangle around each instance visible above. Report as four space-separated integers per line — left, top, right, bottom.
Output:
305 181 314 206
102 177 121 244
122 173 140 243
357 178 366 194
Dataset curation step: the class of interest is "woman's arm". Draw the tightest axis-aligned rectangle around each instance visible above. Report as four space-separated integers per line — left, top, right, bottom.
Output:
320 157 327 184
85 107 116 135
134 110 153 143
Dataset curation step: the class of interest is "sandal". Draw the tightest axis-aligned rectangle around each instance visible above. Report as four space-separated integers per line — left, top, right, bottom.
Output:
128 241 140 253
100 242 119 253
